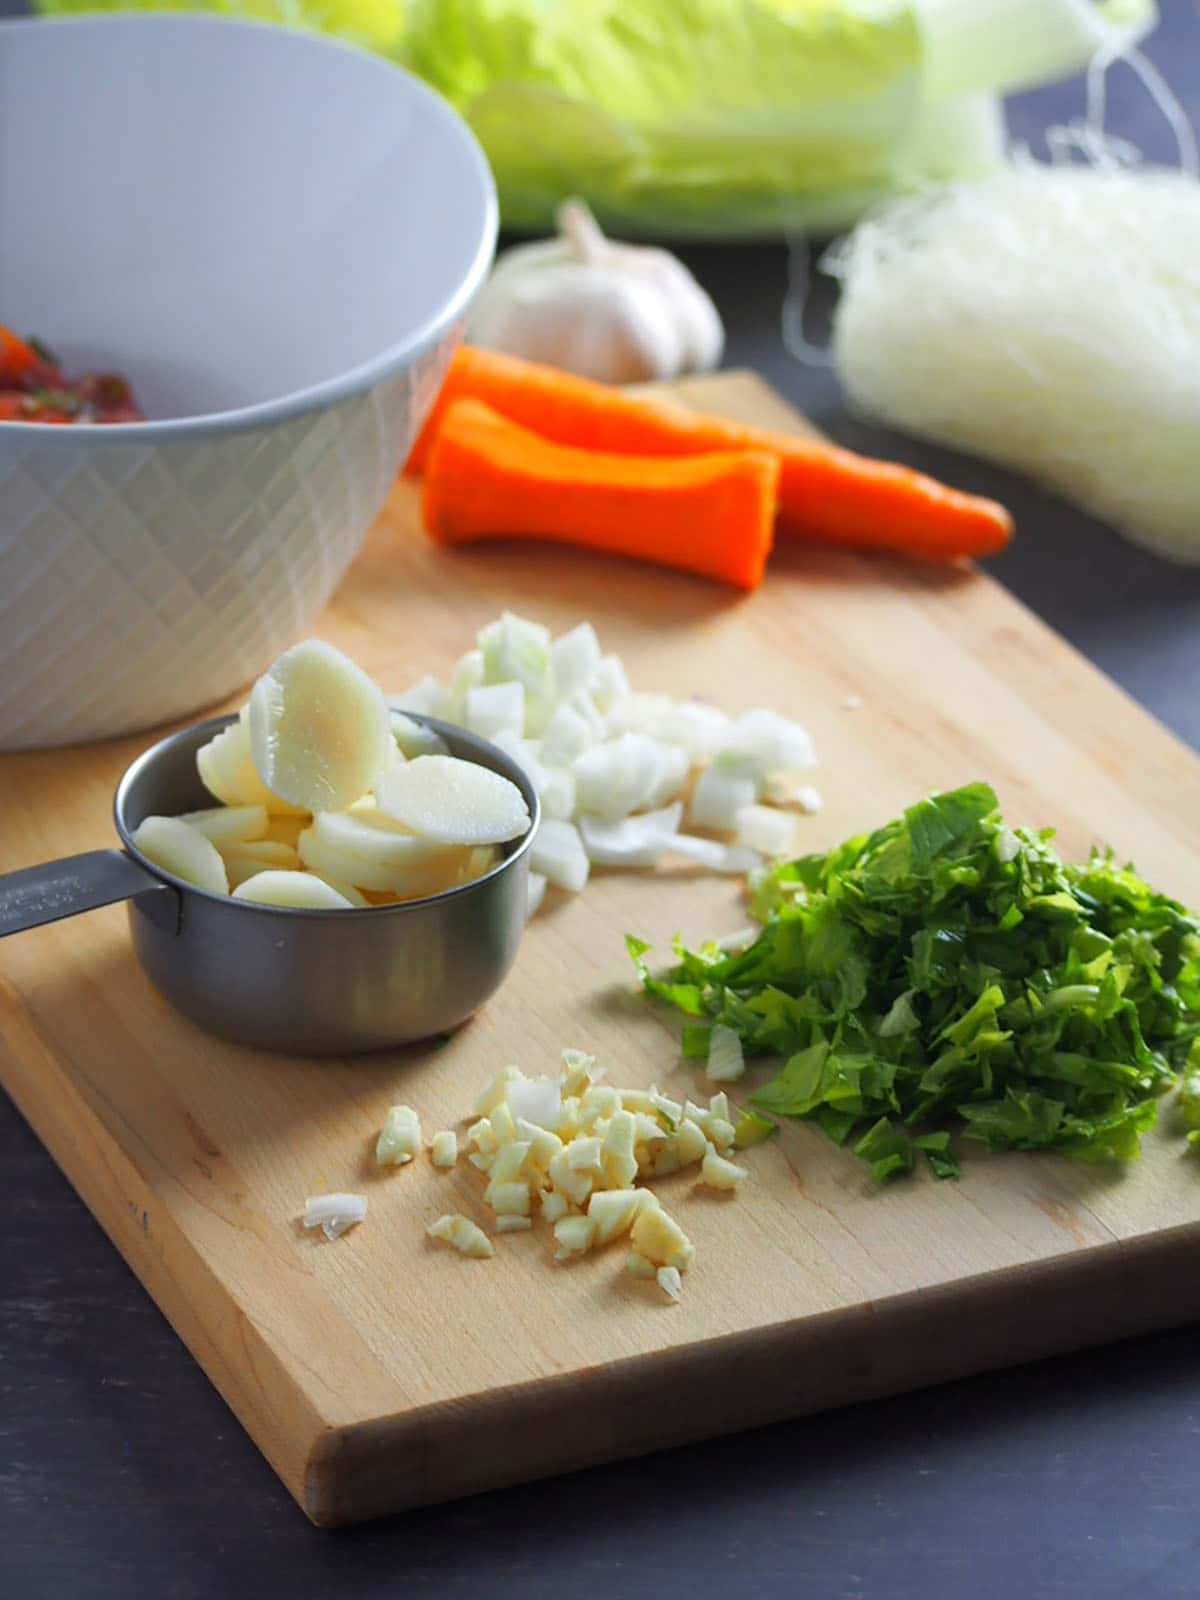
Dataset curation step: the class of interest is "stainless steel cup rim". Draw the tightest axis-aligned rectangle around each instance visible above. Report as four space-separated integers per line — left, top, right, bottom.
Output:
112 711 541 921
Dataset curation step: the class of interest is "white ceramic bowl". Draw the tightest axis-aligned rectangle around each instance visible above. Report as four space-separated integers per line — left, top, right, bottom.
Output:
0 15 496 749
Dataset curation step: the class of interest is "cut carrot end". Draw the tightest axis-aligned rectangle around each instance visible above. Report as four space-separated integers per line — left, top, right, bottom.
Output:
422 398 777 591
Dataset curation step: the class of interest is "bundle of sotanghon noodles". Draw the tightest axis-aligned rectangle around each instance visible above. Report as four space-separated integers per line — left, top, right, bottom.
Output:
827 147 1200 563
631 783 1200 1182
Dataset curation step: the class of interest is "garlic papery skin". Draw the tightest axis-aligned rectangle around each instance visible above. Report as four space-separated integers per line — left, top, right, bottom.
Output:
467 198 724 385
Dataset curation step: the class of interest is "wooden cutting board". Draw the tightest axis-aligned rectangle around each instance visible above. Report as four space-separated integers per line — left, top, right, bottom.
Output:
2 372 1199 1528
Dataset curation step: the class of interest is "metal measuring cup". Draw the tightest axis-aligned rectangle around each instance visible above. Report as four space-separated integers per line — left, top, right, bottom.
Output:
0 714 539 1054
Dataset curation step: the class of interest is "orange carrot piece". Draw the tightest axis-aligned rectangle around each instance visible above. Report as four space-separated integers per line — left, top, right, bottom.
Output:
422 398 778 591
408 347 1012 562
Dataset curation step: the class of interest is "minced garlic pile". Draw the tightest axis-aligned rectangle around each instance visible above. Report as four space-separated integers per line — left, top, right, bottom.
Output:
423 1047 749 1301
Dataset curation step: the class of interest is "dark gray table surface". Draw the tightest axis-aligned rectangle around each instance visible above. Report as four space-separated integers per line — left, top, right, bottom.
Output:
3 6 1200 1598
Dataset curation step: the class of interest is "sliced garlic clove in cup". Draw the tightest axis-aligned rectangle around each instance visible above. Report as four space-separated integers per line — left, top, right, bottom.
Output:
298 824 473 898
177 803 269 846
195 720 308 816
131 815 229 894
231 869 354 910
248 639 394 814
374 755 530 845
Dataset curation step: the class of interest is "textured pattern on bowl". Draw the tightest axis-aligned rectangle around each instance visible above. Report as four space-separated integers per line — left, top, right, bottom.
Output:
0 339 455 748
0 16 496 750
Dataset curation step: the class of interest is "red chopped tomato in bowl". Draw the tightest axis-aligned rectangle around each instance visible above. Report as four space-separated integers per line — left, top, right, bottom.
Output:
0 324 144 424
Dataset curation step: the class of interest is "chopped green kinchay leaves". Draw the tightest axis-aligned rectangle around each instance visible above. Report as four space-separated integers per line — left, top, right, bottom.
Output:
630 784 1200 1182
1181 1042 1200 1149
625 934 706 1016
854 1117 913 1183
681 1023 712 1061
913 1131 961 1180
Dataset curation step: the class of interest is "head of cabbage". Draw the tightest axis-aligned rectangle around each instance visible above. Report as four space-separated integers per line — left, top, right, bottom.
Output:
35 0 1157 237
405 0 929 236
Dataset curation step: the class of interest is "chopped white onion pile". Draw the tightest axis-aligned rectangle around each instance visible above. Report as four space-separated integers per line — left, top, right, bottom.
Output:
733 804 803 861
525 872 548 921
765 778 823 815
394 612 820 911
433 1049 751 1301
530 818 591 893
578 803 683 868
302 1192 367 1241
689 768 757 834
667 833 759 875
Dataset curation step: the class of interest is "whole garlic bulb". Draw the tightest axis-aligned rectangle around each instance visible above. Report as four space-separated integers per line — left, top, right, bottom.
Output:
467 199 724 385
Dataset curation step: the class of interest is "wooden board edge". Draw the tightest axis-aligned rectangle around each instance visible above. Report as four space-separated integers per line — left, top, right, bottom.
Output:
0 977 335 1518
303 1217 1200 1527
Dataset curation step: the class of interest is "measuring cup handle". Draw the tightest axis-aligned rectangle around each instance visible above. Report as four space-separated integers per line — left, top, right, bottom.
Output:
0 849 170 937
